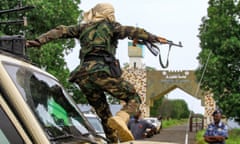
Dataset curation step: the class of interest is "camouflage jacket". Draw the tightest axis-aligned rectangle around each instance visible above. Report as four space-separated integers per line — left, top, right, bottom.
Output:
36 20 159 80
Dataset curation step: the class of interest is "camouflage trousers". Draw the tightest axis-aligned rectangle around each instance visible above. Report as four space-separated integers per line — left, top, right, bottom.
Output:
74 71 141 142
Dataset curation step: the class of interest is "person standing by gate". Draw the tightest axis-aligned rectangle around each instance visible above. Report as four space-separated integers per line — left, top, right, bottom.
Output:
204 109 228 144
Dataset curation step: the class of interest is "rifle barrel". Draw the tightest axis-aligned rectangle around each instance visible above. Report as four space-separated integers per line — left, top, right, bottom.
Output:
169 41 183 47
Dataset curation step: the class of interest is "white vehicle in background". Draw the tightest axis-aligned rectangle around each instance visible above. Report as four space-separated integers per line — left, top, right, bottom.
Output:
144 117 162 134
84 113 106 139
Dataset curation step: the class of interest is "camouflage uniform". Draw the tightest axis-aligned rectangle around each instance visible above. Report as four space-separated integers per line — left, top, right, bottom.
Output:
35 20 159 142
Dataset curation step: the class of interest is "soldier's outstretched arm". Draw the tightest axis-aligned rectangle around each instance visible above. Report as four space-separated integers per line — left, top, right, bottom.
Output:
26 24 81 48
113 23 159 43
26 26 66 48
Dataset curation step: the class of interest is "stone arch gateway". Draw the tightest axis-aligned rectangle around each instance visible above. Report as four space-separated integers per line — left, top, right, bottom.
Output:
122 68 216 126
146 70 204 107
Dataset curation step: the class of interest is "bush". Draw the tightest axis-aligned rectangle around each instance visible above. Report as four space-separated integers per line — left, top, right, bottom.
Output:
158 98 190 119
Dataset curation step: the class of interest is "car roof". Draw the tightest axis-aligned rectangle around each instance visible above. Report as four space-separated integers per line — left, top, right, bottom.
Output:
0 51 57 81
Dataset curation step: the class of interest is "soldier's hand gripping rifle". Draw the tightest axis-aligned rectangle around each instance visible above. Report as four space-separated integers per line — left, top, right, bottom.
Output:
135 36 183 68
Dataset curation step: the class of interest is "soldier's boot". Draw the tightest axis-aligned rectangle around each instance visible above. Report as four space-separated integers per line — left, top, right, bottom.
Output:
107 100 139 142
107 110 134 142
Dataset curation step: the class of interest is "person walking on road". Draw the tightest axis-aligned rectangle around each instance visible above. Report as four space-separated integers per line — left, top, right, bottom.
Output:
26 2 168 143
204 109 228 144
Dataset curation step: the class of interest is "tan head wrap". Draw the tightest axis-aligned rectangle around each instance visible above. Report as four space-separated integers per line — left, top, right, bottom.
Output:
83 3 115 23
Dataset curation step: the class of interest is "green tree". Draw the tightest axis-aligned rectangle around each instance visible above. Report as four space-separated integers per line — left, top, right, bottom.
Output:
150 96 164 116
171 99 190 119
0 0 88 103
25 0 81 86
159 98 190 119
159 98 173 119
197 0 240 121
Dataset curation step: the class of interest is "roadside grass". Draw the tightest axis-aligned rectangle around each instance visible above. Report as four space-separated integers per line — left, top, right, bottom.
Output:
195 128 240 144
162 119 188 128
195 130 206 144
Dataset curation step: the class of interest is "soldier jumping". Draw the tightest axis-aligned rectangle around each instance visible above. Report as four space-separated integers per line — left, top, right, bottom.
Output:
26 3 170 143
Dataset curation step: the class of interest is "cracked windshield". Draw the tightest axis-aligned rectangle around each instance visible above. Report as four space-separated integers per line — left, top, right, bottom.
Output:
3 63 90 139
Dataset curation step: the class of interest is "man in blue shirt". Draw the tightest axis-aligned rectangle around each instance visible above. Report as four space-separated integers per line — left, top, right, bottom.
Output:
204 110 228 144
128 111 156 140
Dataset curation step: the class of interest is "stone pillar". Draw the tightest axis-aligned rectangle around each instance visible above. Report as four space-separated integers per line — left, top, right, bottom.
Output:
204 92 216 128
121 68 148 117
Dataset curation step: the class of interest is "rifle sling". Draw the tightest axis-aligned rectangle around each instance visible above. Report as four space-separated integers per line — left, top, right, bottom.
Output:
158 45 171 68
135 40 172 68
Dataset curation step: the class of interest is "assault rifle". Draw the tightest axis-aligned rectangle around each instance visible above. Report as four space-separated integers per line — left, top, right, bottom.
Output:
134 36 183 68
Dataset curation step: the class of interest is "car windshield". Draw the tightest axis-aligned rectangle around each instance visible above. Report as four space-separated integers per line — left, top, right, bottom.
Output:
3 63 92 140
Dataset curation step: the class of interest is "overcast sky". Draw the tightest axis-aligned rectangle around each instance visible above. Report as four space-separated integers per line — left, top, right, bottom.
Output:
65 0 209 114
66 0 209 71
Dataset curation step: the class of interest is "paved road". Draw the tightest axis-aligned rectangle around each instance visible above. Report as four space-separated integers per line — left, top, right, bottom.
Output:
143 124 197 144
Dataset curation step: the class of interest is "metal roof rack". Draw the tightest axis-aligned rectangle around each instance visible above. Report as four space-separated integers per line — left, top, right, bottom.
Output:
0 35 26 56
0 1 34 57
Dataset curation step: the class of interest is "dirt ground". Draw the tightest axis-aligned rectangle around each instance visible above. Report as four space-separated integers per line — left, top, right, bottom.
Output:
143 124 197 144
